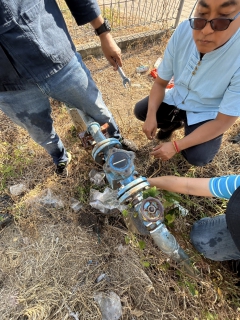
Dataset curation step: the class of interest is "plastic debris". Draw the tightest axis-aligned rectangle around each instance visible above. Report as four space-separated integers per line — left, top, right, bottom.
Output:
136 65 149 73
89 187 127 215
117 244 128 254
154 57 162 68
89 169 106 186
95 273 110 283
65 304 79 320
9 183 27 196
87 259 98 266
94 291 122 320
173 200 189 216
70 198 83 212
38 188 64 208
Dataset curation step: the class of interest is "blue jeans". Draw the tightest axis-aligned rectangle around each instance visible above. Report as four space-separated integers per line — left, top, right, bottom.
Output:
0 53 120 165
190 214 240 261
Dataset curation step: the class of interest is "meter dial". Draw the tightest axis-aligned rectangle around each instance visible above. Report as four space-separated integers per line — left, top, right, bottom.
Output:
109 151 129 170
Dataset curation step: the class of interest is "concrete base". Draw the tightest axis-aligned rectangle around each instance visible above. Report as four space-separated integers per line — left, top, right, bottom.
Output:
77 28 172 58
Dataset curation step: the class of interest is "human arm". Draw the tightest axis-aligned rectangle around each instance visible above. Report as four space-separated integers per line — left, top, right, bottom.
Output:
177 112 238 152
151 112 238 160
64 0 121 69
147 176 213 197
142 76 169 140
148 175 240 199
90 16 122 70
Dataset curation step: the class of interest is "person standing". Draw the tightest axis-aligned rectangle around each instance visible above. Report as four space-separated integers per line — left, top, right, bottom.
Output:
0 0 135 176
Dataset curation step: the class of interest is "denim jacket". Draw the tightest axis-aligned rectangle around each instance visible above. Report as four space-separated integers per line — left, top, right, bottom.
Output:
0 0 100 91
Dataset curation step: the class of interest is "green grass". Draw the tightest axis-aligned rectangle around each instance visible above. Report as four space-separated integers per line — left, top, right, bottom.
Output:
0 142 33 190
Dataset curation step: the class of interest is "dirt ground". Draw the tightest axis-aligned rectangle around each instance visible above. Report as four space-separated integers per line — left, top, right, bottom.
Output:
0 35 240 320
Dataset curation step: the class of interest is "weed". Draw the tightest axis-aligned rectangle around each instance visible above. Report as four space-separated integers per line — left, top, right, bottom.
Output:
184 280 199 297
141 260 150 268
76 185 90 204
143 186 160 199
138 240 146 250
0 143 33 190
124 232 146 251
69 125 77 138
202 311 218 320
122 209 129 217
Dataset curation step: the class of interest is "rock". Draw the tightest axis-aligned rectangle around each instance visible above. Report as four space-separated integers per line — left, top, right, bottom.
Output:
94 291 122 320
9 183 27 196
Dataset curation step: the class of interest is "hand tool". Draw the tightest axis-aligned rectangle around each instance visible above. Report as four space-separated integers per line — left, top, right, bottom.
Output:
117 64 131 88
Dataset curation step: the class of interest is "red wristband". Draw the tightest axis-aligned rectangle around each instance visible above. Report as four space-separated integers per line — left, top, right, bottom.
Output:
172 141 177 153
173 140 180 153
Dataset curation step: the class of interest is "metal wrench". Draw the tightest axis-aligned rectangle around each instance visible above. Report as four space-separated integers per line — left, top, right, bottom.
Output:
117 64 131 88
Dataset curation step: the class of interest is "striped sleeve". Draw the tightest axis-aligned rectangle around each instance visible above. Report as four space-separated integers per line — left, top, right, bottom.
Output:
209 175 240 199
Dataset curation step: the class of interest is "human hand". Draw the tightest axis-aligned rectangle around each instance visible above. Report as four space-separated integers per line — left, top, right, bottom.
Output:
99 33 122 70
142 116 158 140
150 141 176 160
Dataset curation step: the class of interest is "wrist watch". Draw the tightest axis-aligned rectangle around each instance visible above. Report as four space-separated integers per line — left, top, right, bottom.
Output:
95 18 111 36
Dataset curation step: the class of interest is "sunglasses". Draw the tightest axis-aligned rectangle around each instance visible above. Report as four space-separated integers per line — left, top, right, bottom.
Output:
189 12 240 31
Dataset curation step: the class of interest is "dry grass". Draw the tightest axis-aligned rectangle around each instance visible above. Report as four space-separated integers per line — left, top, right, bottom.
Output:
0 35 240 320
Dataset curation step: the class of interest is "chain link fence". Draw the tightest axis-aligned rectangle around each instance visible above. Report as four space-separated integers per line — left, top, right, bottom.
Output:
98 0 184 29
57 0 185 46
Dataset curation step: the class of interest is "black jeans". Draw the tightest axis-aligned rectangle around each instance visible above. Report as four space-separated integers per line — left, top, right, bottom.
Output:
134 96 223 167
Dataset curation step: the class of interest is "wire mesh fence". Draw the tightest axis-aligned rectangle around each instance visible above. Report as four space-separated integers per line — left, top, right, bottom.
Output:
57 0 185 46
98 0 184 28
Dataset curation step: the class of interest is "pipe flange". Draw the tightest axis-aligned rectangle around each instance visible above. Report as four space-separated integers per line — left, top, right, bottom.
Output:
92 138 121 164
117 180 149 204
117 177 148 198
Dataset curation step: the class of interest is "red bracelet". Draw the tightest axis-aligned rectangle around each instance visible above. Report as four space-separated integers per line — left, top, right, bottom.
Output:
172 141 177 153
173 140 180 153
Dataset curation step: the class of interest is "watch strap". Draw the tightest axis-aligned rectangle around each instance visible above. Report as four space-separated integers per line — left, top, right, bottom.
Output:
95 18 111 36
